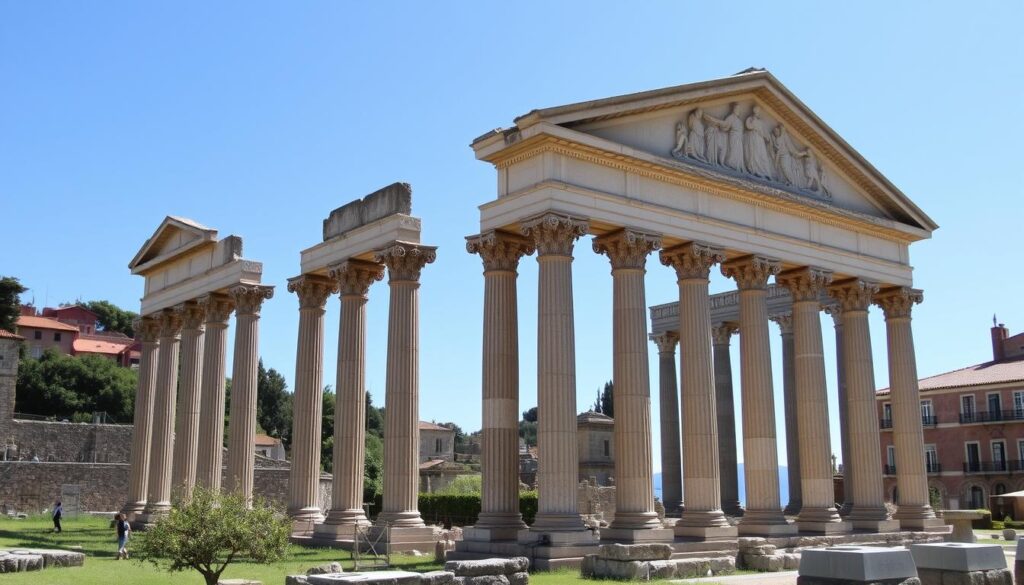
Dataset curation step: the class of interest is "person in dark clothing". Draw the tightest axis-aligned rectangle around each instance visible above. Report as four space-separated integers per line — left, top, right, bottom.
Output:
115 513 131 559
52 501 62 533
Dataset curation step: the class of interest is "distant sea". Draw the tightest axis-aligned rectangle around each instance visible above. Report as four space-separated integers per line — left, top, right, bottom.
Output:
653 464 789 507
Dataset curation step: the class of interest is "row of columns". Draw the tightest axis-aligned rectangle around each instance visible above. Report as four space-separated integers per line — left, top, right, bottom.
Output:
123 285 273 523
285 243 437 539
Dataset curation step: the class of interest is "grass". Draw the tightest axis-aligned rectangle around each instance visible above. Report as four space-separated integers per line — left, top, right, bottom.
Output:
0 515 606 584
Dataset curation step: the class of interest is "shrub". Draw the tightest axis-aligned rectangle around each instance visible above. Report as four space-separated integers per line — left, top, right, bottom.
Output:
371 491 539 528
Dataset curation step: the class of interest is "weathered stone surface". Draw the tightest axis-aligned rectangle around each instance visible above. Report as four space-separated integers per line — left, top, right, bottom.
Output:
285 576 309 585
674 558 712 578
745 554 785 571
0 552 43 573
917 567 1012 585
910 543 1006 572
799 547 918 581
307 572 421 585
598 543 673 561
323 183 413 241
579 557 645 580
444 558 528 577
797 577 921 585
506 572 528 585
19 548 85 568
420 572 456 585
306 562 344 575
455 576 510 585
709 556 736 574
218 580 262 585
783 553 802 570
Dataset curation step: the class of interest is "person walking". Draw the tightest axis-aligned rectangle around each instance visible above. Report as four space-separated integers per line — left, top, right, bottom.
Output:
115 513 131 559
51 501 62 533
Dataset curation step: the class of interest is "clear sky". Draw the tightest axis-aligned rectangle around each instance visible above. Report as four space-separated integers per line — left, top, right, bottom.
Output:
3 2 1022 472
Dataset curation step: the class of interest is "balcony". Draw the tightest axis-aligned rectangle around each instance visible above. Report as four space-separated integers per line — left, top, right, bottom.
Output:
883 465 897 475
879 415 939 429
884 463 941 475
959 409 1024 424
962 460 1024 474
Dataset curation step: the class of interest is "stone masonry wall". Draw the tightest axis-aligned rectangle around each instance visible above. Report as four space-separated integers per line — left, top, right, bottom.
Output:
9 420 133 463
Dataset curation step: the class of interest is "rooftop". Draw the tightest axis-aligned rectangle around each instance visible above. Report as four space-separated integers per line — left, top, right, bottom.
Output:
877 356 1024 395
72 337 132 356
0 329 24 340
419 421 453 432
16 315 80 333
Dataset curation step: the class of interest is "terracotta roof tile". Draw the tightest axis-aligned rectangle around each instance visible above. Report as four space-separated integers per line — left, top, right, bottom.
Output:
73 338 131 355
876 357 1024 395
419 421 453 431
16 316 80 332
254 433 280 446
0 329 24 340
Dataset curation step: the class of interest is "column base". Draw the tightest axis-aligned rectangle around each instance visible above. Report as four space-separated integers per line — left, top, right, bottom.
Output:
367 525 441 553
288 508 325 536
121 501 146 521
674 525 739 540
131 509 169 530
797 520 852 534
375 510 425 529
600 527 675 543
851 519 902 532
783 500 802 516
738 522 798 536
462 526 523 542
610 511 664 531
897 517 948 532
531 512 587 532
723 502 745 517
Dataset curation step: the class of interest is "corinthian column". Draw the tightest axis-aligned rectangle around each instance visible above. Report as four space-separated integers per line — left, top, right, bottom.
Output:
286 275 337 534
374 243 436 529
139 309 183 522
466 231 534 540
722 256 793 534
521 213 592 536
652 332 682 517
660 242 736 539
225 284 274 501
317 260 384 538
172 302 206 500
828 279 898 532
874 287 942 530
594 229 672 542
823 304 853 516
195 294 233 491
770 314 801 516
123 318 160 519
776 267 849 534
711 323 741 517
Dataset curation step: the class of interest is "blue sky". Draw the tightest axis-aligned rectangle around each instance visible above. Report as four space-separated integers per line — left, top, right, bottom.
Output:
3 2 1022 471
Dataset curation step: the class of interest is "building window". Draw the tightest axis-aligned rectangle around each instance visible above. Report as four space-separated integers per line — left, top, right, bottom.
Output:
435 438 442 453
603 440 610 457
969 486 985 509
54 332 62 342
34 330 42 340
886 445 896 470
965 442 981 472
924 445 939 473
993 440 1008 471
1014 391 1024 418
31 345 43 358
920 400 934 425
995 483 1007 496
883 402 892 423
988 393 1003 419
961 395 976 423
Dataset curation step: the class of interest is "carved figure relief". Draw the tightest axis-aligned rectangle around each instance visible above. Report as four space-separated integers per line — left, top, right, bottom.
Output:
671 101 830 198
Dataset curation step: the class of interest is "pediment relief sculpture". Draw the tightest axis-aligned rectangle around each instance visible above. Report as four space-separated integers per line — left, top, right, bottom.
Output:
671 101 830 199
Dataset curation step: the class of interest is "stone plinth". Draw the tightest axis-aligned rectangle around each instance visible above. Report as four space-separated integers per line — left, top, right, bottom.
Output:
798 546 918 584
305 571 453 585
366 525 441 554
911 543 1009 585
581 543 735 580
1015 538 1024 585
940 510 983 543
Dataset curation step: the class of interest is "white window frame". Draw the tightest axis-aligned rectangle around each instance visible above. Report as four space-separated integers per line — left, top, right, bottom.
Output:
886 445 896 468
1014 390 1024 417
987 392 1003 416
1017 439 1024 462
965 441 982 469
883 402 893 424
992 440 1008 470
961 394 977 422
924 444 938 472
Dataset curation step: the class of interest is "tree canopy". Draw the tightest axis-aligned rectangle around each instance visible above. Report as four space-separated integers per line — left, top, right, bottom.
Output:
255 360 292 448
82 300 138 337
15 349 137 422
0 276 26 333
592 380 614 418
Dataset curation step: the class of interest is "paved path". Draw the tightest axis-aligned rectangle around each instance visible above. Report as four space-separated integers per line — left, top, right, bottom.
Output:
673 571 798 585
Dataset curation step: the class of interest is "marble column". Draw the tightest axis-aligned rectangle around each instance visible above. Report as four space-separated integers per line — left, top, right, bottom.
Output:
770 314 802 516
139 309 183 521
225 284 274 501
711 323 741 517
874 287 942 530
776 267 849 534
317 260 384 538
171 302 206 500
723 256 794 534
824 304 853 517
286 275 337 534
521 213 592 536
195 294 233 491
652 332 682 517
828 279 898 531
660 242 736 539
122 318 160 519
594 229 671 542
467 231 534 540
374 244 436 529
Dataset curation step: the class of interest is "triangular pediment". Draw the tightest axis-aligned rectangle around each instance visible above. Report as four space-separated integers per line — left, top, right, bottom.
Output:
481 70 936 234
129 216 218 273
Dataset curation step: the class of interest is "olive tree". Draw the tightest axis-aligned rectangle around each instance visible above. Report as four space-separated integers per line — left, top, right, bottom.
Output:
136 488 290 585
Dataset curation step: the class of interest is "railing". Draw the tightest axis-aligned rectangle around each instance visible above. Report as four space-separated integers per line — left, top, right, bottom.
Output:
926 462 941 473
962 460 1024 473
959 409 1024 424
879 415 938 429
883 465 897 475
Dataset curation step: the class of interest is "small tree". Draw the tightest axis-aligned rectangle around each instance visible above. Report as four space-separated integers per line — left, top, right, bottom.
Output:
136 488 290 585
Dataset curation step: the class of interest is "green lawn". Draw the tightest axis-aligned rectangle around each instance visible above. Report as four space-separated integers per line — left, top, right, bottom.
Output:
0 515 598 584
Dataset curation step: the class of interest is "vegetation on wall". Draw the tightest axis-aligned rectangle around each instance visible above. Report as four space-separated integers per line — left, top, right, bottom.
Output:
15 349 137 422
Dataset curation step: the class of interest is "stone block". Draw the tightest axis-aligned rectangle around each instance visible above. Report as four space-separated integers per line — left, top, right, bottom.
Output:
709 556 737 574
457 577 510 585
799 546 918 581
745 554 785 571
306 562 344 575
306 572 421 585
420 571 456 585
444 557 528 577
598 543 673 561
218 580 261 585
674 558 712 578
323 183 413 241
796 577 921 585
285 576 309 585
744 544 778 556
1016 559 1024 585
783 553 802 570
23 548 85 568
646 560 676 579
910 543 1006 572
506 572 528 585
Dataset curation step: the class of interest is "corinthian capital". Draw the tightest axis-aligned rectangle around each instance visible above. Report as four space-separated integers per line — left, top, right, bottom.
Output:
776 266 833 302
157 309 184 339
822 303 844 328
135 316 162 343
520 213 589 257
828 278 879 313
659 242 726 280
197 293 234 325
874 286 923 320
651 331 679 354
288 274 338 310
721 255 782 290
466 230 534 273
328 259 386 297
592 229 662 270
175 301 207 331
229 284 274 316
711 322 739 345
374 243 437 283
769 313 793 335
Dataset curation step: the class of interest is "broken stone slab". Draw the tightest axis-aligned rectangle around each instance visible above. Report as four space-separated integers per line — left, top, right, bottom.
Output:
306 572 422 585
420 571 456 585
444 557 529 577
597 543 673 561
455 576 510 585
745 554 785 571
323 183 413 241
910 543 1006 572
506 573 528 585
306 562 344 575
917 567 1011 585
799 546 918 583
285 576 309 585
218 580 262 585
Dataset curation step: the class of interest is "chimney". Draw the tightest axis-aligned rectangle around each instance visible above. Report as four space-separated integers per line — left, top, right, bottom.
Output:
992 321 1009 361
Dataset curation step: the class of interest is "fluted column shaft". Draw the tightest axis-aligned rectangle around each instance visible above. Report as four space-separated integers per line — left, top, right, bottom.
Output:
172 303 206 499
468 232 533 533
876 287 938 527
123 318 160 517
375 244 436 528
195 294 232 491
595 229 663 532
225 285 273 501
829 280 889 527
777 267 847 532
653 333 682 516
142 310 182 516
660 243 732 534
723 257 788 531
523 214 589 532
825 306 853 516
771 315 801 515
711 325 740 516
286 276 336 531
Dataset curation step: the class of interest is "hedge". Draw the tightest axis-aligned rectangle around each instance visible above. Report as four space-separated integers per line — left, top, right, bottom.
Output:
371 492 538 528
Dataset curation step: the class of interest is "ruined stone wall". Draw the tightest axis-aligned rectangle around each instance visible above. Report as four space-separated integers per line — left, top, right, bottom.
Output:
8 420 133 463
